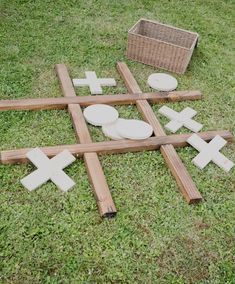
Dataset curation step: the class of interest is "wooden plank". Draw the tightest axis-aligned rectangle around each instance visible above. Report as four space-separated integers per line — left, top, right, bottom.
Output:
55 64 116 217
67 103 91 143
1 130 232 164
117 62 203 203
0 91 202 112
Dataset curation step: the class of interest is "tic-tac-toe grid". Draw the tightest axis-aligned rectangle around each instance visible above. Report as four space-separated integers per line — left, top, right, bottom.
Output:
0 62 233 218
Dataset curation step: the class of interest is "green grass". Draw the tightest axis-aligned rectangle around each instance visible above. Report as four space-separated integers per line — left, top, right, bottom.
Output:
0 0 235 283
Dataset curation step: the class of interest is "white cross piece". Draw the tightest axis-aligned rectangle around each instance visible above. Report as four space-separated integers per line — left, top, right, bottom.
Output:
21 148 76 192
158 106 203 133
187 134 234 172
72 71 116 95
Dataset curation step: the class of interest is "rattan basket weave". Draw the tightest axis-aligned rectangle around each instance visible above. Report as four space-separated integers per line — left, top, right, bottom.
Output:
127 19 199 74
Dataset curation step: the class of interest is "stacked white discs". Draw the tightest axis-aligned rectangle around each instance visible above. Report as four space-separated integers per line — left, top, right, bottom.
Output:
115 119 153 140
147 73 178 91
83 104 119 126
102 118 153 140
83 104 153 140
102 119 124 140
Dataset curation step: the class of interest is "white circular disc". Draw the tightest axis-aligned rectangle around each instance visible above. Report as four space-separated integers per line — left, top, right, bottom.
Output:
116 119 153 140
83 104 119 126
147 73 178 91
102 119 126 140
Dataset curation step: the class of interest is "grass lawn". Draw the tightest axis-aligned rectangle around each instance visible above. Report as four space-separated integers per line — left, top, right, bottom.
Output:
0 0 234 283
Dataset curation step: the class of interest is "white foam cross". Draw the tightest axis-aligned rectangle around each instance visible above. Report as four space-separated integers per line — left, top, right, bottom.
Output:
187 134 234 172
21 148 76 192
159 106 203 133
73 71 116 95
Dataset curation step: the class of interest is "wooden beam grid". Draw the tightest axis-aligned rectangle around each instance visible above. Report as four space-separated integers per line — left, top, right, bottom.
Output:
0 62 233 217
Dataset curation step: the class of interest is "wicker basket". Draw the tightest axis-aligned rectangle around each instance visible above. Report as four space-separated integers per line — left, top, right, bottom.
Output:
127 19 199 74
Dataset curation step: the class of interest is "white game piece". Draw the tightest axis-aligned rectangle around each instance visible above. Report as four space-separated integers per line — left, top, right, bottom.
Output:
187 134 234 172
147 73 178 91
73 71 116 95
159 106 203 133
21 148 76 192
102 119 125 140
115 119 153 140
83 104 119 126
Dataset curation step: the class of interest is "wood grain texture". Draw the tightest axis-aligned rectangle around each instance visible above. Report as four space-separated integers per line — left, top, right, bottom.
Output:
55 64 116 217
117 62 203 203
0 91 202 112
1 130 232 164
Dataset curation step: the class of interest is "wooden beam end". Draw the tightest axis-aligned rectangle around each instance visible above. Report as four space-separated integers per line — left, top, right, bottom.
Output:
187 196 203 204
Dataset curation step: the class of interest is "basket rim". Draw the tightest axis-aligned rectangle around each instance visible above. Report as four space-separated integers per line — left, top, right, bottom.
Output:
128 18 199 51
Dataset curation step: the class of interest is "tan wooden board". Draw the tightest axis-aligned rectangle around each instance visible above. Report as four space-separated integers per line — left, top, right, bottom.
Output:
55 64 116 217
1 131 232 164
117 62 204 203
0 91 201 112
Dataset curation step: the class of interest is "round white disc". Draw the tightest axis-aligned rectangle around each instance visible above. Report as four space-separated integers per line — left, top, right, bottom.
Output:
102 119 126 140
116 119 153 140
83 104 119 126
147 73 178 91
